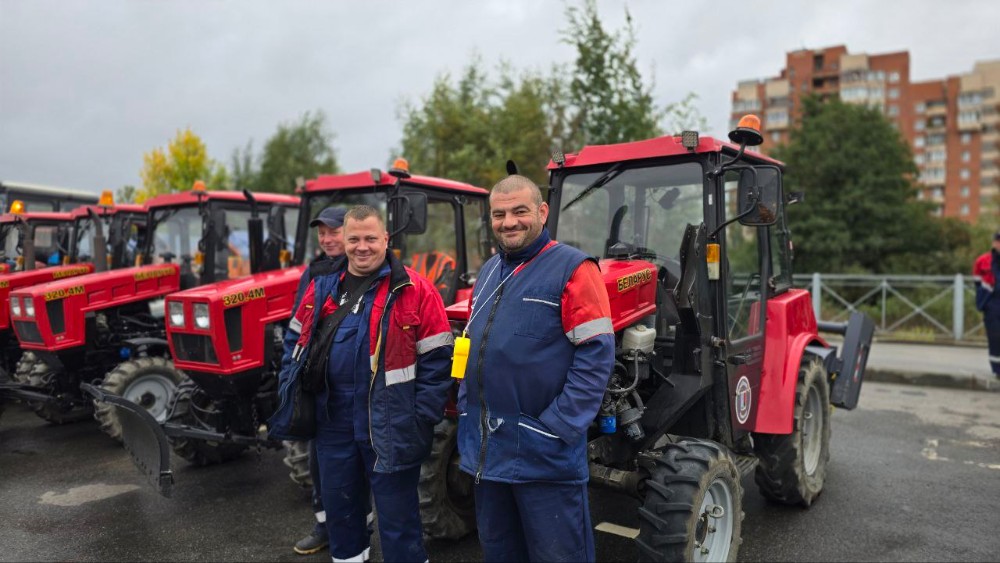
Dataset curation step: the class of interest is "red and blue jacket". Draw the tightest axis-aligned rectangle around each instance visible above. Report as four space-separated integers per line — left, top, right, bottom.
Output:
458 229 615 484
270 253 454 472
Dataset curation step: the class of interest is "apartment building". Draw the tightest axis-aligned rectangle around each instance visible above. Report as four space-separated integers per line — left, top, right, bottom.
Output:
731 45 999 223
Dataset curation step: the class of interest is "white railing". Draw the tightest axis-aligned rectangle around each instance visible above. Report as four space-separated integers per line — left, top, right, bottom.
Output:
793 274 985 343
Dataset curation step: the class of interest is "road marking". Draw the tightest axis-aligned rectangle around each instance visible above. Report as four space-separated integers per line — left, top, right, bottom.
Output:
39 484 140 507
595 522 640 539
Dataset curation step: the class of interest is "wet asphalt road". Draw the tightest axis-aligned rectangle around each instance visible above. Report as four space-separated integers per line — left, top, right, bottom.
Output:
2 382 999 562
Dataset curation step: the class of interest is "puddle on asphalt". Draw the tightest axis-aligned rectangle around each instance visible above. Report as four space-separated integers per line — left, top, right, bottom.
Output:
39 483 140 507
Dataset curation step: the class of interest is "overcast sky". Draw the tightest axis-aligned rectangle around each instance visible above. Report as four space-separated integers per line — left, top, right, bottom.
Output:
2 0 999 194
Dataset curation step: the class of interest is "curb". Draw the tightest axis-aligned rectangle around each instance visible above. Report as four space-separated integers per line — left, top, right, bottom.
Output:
865 368 1000 393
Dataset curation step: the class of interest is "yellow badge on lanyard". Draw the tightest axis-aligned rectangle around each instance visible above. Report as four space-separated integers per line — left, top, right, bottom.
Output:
451 335 471 379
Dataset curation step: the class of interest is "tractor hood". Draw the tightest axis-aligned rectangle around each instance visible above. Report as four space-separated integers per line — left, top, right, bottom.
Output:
10 264 179 351
167 265 306 375
0 264 94 331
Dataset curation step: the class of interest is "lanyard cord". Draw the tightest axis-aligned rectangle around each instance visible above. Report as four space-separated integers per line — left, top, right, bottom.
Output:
464 259 524 337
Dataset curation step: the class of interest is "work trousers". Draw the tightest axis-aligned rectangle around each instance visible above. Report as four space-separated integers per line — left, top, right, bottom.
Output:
315 425 426 563
474 480 594 563
985 300 1000 376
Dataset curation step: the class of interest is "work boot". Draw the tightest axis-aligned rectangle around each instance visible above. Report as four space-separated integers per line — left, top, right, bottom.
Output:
293 528 329 555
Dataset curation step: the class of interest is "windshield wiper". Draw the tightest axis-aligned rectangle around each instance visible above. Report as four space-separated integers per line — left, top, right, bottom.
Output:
561 163 624 212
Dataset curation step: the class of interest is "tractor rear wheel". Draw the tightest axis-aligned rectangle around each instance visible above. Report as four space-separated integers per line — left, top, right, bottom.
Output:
168 381 248 465
753 357 831 507
637 440 743 562
94 356 186 442
282 440 313 489
418 418 476 540
15 352 92 424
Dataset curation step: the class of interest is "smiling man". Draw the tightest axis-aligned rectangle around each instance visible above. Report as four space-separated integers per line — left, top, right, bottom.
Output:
457 175 615 562
271 205 453 563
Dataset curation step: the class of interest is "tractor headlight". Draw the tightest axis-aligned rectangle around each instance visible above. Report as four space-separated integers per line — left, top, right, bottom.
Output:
193 303 210 330
23 297 35 318
168 301 185 327
10 296 21 317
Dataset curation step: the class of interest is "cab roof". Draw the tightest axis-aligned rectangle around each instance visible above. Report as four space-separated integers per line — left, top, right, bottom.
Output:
144 190 300 209
547 134 785 170
69 203 146 219
0 211 75 224
303 170 487 196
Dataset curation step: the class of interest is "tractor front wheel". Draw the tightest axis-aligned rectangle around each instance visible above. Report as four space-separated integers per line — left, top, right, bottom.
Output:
94 356 186 442
168 381 248 466
637 440 743 562
753 356 831 507
16 352 92 424
418 418 476 540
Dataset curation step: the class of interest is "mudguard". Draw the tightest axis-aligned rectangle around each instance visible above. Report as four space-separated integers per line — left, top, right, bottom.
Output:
81 383 174 497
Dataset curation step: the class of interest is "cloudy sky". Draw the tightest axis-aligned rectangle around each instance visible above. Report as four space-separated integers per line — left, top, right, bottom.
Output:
2 0 999 194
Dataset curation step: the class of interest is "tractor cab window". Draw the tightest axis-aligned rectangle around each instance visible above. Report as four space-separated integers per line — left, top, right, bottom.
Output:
74 217 97 262
464 198 492 283
33 223 67 267
401 197 459 300
112 214 146 269
723 174 765 341
0 222 19 267
768 208 793 293
265 205 299 266
149 206 204 286
558 162 705 279
303 191 387 261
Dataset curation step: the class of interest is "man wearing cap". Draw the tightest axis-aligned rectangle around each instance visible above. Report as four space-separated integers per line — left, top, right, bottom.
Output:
973 230 1000 378
283 206 348 555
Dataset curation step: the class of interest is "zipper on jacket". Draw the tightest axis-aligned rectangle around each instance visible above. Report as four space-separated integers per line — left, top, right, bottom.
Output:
474 283 505 484
368 278 413 472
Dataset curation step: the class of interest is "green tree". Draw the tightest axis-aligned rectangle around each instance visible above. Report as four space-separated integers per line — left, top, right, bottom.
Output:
116 185 137 204
137 128 229 203
774 97 969 274
230 140 258 192
256 111 339 194
561 0 663 146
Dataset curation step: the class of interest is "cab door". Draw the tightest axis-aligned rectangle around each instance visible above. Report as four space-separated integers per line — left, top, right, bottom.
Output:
722 174 768 433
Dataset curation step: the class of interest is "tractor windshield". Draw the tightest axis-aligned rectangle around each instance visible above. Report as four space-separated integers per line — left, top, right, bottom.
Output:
74 216 97 261
32 222 69 267
556 162 705 270
303 191 387 260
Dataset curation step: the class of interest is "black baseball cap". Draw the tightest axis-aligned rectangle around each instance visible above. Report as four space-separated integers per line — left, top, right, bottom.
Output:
993 229 1000 241
309 207 346 229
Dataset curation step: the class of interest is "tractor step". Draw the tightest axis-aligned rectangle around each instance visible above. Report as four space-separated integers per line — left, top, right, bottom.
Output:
733 453 758 479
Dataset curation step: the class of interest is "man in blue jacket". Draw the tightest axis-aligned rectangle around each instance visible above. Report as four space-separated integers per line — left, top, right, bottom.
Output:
285 206 347 556
272 205 453 563
458 175 615 562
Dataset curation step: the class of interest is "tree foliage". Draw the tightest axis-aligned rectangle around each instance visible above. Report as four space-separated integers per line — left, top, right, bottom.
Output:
137 128 228 203
255 111 339 194
115 185 136 204
397 1 704 190
561 0 664 146
774 97 975 274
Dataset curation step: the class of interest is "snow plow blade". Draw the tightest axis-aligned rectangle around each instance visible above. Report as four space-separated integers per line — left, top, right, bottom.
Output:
81 383 173 497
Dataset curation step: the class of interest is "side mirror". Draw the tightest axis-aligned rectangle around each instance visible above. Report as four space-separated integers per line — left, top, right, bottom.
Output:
737 165 781 227
389 191 428 236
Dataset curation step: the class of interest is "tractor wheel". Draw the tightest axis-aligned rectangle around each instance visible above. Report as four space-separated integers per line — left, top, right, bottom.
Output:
637 440 743 563
418 418 476 540
15 352 92 424
282 440 313 489
753 357 831 507
167 381 248 466
94 356 187 442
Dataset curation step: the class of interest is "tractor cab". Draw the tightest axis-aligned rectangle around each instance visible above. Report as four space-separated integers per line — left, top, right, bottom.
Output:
0 205 75 272
68 197 149 273
294 160 492 304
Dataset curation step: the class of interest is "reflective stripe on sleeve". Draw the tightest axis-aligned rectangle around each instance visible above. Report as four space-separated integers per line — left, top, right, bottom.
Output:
289 317 302 333
565 317 614 345
385 364 416 386
416 331 454 354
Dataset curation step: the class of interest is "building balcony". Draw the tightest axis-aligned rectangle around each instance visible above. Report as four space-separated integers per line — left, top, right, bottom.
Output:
926 104 948 117
983 167 999 180
982 148 1000 163
959 119 982 132
983 113 1000 126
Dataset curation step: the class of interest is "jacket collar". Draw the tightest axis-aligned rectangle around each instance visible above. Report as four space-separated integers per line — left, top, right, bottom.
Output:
499 227 552 265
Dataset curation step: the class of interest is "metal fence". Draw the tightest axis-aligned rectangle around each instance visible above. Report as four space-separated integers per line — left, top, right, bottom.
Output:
793 274 986 344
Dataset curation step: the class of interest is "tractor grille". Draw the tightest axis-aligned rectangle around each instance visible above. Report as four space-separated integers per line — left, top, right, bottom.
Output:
172 333 218 364
224 306 242 352
46 300 65 335
15 321 43 344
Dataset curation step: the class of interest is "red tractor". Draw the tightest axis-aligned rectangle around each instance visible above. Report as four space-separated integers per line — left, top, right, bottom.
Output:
9 188 299 433
435 117 875 559
0 199 147 421
89 164 492 503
